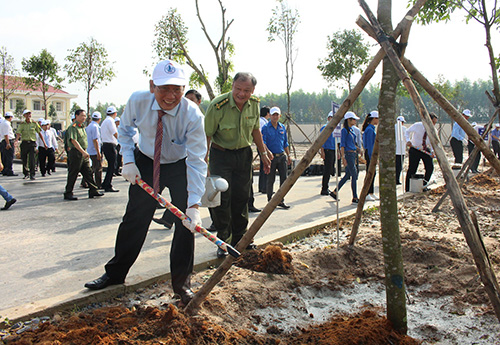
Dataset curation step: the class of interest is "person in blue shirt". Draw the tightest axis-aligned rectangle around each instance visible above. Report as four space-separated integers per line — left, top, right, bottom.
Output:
331 112 360 204
262 106 292 209
450 109 471 164
319 111 338 196
362 111 379 201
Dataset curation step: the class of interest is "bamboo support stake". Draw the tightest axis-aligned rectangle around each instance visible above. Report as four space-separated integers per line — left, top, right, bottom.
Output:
184 0 429 315
349 137 379 245
359 0 500 321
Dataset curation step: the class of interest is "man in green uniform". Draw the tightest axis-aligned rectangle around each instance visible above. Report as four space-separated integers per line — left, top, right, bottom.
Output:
16 109 47 180
63 109 103 201
205 72 271 258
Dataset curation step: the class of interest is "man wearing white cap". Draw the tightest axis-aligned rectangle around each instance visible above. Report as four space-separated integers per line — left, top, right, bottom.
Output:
101 105 119 192
261 106 292 209
450 109 471 164
86 111 103 188
0 112 17 176
16 110 47 180
85 60 207 307
205 72 271 258
37 120 56 176
492 123 500 159
395 115 407 185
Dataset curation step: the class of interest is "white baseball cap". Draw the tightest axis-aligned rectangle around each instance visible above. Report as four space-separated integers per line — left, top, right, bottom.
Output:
38 118 44 123
463 109 472 117
106 106 117 115
41 120 49 126
114 117 120 123
495 123 500 128
152 59 186 86
344 111 360 120
397 116 405 122
327 111 333 119
270 106 281 115
472 122 477 126
4 112 13 118
369 110 379 118
91 111 102 119
23 109 32 115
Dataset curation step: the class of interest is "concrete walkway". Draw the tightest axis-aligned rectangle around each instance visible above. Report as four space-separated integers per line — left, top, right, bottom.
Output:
0 162 409 321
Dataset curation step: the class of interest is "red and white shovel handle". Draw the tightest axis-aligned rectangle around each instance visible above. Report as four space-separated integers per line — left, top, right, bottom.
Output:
136 178 240 258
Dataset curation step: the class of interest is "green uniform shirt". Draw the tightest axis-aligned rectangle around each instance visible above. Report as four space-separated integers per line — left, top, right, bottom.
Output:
17 121 41 142
205 91 260 150
66 122 88 150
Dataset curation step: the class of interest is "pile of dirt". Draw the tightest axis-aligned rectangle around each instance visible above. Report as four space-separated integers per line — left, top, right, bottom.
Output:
235 243 293 274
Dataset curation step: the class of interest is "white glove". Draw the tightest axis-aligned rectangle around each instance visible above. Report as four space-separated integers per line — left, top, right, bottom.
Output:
182 207 201 233
122 163 141 184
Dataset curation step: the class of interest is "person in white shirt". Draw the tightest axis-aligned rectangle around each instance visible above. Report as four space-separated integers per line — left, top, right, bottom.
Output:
0 112 17 176
395 115 407 185
86 112 103 188
404 113 438 192
37 120 55 177
84 60 207 307
101 106 119 192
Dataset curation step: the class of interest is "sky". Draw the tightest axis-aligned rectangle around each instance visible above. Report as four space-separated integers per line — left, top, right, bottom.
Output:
1 0 498 110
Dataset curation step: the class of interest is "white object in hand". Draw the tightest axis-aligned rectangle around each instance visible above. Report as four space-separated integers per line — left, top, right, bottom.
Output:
208 178 229 201
122 163 141 185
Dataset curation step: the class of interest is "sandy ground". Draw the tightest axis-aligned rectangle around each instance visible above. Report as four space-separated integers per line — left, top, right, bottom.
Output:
2 163 500 344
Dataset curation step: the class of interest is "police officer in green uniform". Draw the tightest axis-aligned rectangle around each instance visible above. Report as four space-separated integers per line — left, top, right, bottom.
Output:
205 72 271 258
16 109 47 180
63 109 103 201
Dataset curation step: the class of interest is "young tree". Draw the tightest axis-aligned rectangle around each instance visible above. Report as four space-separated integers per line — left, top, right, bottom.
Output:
15 99 25 119
48 103 57 122
1 46 23 116
22 49 63 119
64 37 116 119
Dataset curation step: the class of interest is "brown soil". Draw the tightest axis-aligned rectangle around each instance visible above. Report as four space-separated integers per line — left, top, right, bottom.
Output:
4 169 500 344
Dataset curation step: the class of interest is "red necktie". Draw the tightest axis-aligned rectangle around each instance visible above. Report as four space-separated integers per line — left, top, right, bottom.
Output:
153 110 164 195
422 130 428 152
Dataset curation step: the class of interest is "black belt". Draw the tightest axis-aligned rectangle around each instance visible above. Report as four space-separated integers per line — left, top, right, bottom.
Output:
324 149 335 152
273 152 285 157
211 142 249 152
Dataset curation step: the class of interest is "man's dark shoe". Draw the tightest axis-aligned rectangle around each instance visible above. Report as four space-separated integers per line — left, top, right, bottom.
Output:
84 273 123 290
152 217 173 229
178 289 194 306
89 191 104 198
64 194 78 201
278 202 290 209
104 188 119 193
1 198 17 210
329 190 338 200
4 173 18 176
30 176 35 181
206 223 216 232
248 205 261 213
80 183 89 188
320 189 331 196
352 198 359 204
217 247 228 258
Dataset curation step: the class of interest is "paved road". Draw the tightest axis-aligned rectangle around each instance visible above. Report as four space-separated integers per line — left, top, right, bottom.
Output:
0 161 404 320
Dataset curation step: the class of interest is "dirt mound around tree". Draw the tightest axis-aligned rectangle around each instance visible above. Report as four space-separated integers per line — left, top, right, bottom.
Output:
235 243 293 274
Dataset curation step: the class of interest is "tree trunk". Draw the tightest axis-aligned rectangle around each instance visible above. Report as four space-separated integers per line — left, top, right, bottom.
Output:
376 0 408 334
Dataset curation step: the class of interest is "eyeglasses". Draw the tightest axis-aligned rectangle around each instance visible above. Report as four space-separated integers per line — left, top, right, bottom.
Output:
155 85 183 96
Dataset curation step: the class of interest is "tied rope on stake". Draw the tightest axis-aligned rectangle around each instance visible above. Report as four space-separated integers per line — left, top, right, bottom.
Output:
136 178 240 258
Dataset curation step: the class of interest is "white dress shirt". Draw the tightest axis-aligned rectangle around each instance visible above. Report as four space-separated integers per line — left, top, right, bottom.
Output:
0 120 15 141
118 90 207 207
86 121 102 155
395 123 407 155
101 116 118 145
405 122 433 152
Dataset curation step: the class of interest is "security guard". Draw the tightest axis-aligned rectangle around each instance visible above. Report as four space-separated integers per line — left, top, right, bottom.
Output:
63 109 103 200
205 72 271 258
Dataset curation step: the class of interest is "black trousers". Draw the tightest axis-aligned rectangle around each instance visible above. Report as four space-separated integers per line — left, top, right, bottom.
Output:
450 137 463 164
209 146 252 246
0 139 15 175
468 141 481 171
267 154 287 201
102 142 117 189
20 140 36 177
405 147 433 192
258 159 267 193
64 148 98 195
493 141 500 159
38 147 55 175
364 151 375 194
89 154 103 188
105 151 193 294
396 154 404 184
322 149 335 191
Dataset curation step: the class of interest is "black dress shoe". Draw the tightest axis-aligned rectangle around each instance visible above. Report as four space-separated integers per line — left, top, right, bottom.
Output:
30 176 35 180
178 289 194 305
84 273 124 290
4 173 18 176
89 191 104 198
278 202 290 209
1 198 16 210
104 188 119 193
64 194 78 201
248 205 261 213
152 217 173 229
330 190 338 200
217 247 228 258
320 189 331 195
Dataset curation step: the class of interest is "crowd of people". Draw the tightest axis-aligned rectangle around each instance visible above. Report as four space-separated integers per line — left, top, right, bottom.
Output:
2 58 499 307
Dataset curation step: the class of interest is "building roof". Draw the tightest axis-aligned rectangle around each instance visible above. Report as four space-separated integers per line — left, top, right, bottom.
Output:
2 75 69 95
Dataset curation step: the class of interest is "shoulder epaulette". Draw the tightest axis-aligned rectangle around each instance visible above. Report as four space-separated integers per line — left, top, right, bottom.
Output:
215 96 230 110
250 95 260 102
72 123 77 127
